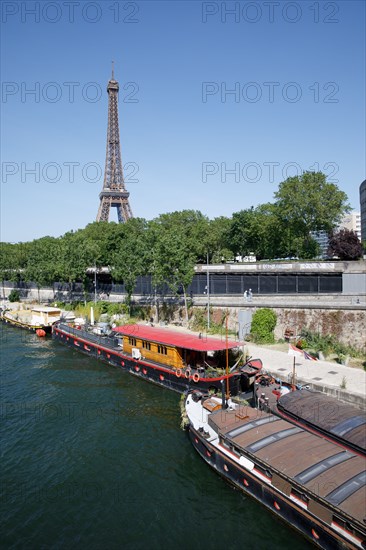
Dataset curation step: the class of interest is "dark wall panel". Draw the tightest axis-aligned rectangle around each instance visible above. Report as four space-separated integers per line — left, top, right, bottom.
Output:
227 275 242 294
259 275 277 293
298 276 318 293
211 275 226 294
242 275 259 294
278 275 297 293
319 275 342 292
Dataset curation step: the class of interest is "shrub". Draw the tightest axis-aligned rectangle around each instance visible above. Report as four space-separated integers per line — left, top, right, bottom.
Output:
296 339 308 349
8 289 20 302
299 328 365 359
250 308 277 343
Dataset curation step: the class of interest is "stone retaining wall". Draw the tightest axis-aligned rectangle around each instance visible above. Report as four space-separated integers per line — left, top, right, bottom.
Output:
203 306 366 351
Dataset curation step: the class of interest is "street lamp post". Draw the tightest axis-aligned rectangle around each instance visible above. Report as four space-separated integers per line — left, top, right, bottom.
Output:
94 262 97 304
206 252 210 330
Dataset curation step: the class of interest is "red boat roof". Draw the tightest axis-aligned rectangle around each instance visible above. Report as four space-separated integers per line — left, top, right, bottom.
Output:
113 324 241 352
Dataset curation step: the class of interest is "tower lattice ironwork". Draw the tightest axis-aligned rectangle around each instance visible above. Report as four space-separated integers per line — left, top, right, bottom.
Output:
96 65 133 222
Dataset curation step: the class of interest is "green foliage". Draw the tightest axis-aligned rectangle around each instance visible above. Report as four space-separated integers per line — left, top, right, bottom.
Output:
299 328 365 358
227 204 288 260
8 289 20 302
275 171 350 234
250 308 277 343
60 230 100 287
205 216 232 262
189 308 206 331
0 242 31 282
148 211 201 323
69 301 129 322
274 172 350 257
111 218 149 305
129 304 148 320
188 308 236 337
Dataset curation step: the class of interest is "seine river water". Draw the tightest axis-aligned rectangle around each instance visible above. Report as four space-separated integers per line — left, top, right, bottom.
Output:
1 324 312 550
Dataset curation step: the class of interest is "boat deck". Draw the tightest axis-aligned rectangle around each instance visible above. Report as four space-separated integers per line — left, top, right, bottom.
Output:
207 404 366 527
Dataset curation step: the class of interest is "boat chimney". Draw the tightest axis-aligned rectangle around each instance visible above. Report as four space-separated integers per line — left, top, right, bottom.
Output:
221 379 226 410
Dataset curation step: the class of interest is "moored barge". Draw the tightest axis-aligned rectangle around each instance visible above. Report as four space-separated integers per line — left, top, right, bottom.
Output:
52 321 262 395
1 306 61 334
254 377 366 456
185 391 366 549
277 389 366 456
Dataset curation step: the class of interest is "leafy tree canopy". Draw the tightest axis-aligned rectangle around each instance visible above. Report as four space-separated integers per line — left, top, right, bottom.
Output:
274 171 350 237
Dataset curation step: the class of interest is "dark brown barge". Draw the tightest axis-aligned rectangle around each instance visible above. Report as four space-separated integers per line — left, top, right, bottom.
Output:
277 389 366 456
185 391 366 549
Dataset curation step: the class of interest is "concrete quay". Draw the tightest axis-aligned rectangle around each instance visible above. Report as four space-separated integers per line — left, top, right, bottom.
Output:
146 322 366 410
247 342 366 410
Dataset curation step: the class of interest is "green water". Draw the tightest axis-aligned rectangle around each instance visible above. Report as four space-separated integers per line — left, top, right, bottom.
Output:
0 325 311 549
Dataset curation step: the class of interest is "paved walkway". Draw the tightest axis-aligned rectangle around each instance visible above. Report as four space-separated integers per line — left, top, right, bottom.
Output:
246 342 366 404
144 322 365 401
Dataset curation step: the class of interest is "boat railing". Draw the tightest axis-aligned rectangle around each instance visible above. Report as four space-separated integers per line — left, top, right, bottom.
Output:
56 323 240 379
58 322 120 350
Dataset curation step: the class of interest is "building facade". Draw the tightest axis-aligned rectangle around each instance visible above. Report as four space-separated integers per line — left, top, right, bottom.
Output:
360 179 366 243
340 211 361 240
312 211 362 258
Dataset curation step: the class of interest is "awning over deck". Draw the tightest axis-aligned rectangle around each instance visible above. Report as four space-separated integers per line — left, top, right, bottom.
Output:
113 324 242 352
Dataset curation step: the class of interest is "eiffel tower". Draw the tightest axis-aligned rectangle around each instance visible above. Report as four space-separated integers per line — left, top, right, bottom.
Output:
96 64 133 222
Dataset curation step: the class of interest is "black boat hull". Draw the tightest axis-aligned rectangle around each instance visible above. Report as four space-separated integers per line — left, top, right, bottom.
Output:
189 426 360 550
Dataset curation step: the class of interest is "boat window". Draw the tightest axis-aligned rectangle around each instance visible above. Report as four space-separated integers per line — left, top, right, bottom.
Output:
231 446 240 457
128 337 137 346
142 341 151 350
226 416 280 440
291 488 309 505
158 345 167 355
221 438 241 457
326 471 366 506
294 451 354 484
255 464 272 480
331 415 366 437
332 515 360 538
246 427 302 453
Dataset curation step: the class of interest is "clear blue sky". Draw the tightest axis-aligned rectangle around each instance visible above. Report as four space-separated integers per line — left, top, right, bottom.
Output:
1 0 365 242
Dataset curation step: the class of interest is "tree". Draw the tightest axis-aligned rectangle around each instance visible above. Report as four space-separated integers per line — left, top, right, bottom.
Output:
151 210 210 262
24 237 64 302
227 208 260 258
0 243 17 299
208 217 233 263
79 222 123 266
112 218 149 309
148 213 198 324
274 172 350 256
327 229 363 260
227 204 288 260
58 231 101 299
